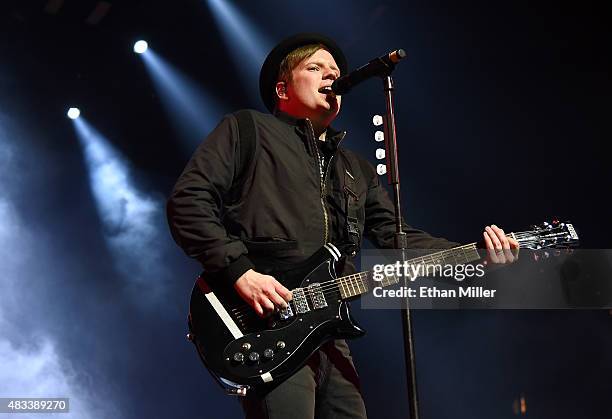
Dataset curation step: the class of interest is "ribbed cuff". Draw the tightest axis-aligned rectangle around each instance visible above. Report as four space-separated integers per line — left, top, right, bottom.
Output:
217 254 255 284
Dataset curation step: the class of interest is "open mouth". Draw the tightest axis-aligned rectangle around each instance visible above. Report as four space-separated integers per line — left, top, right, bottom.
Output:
318 86 334 95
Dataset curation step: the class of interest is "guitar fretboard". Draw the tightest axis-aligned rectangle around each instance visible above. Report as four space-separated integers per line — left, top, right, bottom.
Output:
314 224 578 301
335 243 482 299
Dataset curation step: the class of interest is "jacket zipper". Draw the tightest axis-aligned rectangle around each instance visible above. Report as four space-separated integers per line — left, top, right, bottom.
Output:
305 119 346 245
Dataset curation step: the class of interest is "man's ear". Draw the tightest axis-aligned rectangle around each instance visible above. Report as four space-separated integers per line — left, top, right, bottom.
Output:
275 81 288 101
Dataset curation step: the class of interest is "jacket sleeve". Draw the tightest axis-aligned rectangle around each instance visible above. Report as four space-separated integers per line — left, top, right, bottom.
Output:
358 158 460 250
166 114 254 283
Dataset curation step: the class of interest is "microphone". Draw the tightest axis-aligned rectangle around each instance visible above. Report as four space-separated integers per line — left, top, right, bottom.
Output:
331 49 406 95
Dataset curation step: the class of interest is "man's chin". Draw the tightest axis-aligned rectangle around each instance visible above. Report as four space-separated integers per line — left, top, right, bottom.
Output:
319 100 340 114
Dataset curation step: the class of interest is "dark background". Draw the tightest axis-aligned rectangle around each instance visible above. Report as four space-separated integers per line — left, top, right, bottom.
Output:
0 1 610 418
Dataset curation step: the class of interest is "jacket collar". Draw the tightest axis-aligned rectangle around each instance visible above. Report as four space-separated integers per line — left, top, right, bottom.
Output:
274 110 346 149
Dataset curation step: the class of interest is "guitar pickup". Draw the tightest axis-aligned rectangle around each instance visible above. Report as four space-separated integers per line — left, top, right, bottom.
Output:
292 288 310 314
278 304 294 320
308 283 328 310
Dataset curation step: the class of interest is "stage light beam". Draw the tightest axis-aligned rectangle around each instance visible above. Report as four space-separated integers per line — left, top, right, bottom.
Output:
204 0 272 105
137 48 226 145
71 117 162 280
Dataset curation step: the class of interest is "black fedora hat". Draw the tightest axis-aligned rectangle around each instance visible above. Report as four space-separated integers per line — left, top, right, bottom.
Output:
259 33 348 112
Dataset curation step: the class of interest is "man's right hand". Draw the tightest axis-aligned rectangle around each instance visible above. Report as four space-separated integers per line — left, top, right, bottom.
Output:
234 269 293 318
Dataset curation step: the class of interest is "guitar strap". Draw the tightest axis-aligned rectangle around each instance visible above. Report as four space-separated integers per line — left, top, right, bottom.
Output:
339 150 362 257
227 110 259 204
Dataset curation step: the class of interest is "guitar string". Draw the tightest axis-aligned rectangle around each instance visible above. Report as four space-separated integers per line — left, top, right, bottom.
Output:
230 254 547 323
227 234 565 319
228 242 546 321
228 241 483 318
228 236 551 319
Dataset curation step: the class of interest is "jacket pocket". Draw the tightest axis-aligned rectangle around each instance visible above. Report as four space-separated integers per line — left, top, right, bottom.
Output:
243 237 301 272
243 237 298 254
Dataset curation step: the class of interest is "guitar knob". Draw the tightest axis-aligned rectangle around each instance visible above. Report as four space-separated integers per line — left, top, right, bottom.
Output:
276 341 286 350
232 353 245 364
248 352 260 363
263 348 274 360
241 342 252 351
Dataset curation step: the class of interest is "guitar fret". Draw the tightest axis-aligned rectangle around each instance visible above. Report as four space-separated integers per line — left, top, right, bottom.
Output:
344 276 351 298
338 277 346 299
344 275 351 298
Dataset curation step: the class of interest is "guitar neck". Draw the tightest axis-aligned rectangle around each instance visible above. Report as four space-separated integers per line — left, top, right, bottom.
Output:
333 228 556 300
335 242 482 299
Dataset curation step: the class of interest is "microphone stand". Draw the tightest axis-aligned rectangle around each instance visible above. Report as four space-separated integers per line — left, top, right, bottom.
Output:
381 74 420 419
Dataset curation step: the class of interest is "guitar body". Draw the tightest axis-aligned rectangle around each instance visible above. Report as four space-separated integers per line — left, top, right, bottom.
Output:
188 246 365 396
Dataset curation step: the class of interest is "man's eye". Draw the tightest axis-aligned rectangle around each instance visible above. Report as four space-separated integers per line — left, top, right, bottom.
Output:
308 66 319 71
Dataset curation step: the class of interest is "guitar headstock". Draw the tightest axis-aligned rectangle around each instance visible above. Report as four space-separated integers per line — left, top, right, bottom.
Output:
514 219 579 250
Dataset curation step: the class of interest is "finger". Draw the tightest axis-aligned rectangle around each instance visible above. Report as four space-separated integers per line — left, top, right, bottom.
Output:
259 297 276 314
495 247 506 264
492 225 511 249
500 231 516 262
265 288 289 309
486 225 504 249
509 237 520 250
483 230 494 249
508 237 520 259
502 247 514 263
483 231 499 263
486 227 504 263
488 233 505 263
274 281 293 302
490 225 511 263
253 301 264 317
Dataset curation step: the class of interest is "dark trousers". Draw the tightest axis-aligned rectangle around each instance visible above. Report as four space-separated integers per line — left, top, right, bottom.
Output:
240 339 368 419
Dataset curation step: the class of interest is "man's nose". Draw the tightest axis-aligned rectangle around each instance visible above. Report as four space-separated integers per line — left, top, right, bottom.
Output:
323 69 338 81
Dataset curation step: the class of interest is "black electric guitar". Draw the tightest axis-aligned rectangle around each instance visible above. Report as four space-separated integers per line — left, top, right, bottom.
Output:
187 220 579 396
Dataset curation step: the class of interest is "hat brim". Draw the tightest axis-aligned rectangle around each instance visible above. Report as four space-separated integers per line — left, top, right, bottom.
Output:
259 33 348 113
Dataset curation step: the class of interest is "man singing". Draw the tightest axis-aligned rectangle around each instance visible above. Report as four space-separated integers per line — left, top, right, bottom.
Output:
167 33 518 419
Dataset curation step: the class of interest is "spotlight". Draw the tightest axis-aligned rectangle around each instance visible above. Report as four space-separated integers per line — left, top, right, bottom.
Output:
372 115 383 126
376 148 386 159
374 130 384 142
134 40 148 54
376 164 387 176
67 108 80 119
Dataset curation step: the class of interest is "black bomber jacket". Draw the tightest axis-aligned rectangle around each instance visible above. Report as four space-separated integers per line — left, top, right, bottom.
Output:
166 109 458 285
